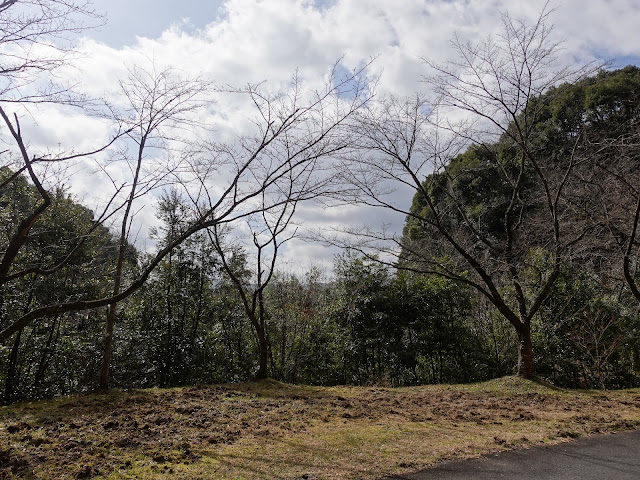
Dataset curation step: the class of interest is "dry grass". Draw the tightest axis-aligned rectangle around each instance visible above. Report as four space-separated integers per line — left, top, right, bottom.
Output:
1 377 639 479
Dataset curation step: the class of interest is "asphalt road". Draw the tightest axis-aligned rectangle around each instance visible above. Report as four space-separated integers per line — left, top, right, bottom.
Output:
386 430 640 479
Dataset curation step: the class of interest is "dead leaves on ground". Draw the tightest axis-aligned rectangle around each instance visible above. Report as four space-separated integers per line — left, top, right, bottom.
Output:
1 380 639 479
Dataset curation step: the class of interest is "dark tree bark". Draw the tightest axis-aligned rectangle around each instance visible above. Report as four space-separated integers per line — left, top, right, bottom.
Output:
517 326 534 379
337 8 595 380
4 327 22 403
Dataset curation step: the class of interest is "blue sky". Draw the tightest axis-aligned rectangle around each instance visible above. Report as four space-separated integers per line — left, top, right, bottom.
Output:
11 0 640 269
91 0 225 47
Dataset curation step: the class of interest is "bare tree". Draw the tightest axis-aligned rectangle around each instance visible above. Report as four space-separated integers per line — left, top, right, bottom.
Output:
196 69 372 380
0 99 135 401
208 204 298 381
0 0 121 296
567 306 624 389
0 1 374 392
0 62 374 357
98 64 210 389
583 69 640 304
338 8 595 378
0 0 101 104
594 135 640 300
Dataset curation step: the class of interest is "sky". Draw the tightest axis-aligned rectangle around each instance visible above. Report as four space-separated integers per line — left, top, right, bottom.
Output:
8 0 640 273
90 0 226 47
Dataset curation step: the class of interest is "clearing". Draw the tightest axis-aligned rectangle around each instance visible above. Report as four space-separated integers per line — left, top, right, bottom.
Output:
1 377 639 479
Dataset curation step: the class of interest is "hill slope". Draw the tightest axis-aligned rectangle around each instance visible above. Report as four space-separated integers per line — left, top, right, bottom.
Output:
1 378 640 479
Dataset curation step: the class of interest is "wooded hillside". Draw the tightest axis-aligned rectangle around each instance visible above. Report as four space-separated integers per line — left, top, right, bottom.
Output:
2 67 640 403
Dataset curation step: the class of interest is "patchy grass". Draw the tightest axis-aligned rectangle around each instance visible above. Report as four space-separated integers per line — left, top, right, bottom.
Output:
1 377 639 479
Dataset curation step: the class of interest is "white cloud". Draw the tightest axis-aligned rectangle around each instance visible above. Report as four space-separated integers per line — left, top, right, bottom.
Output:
5 0 640 271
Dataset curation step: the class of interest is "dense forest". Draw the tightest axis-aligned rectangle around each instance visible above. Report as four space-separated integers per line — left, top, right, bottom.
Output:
2 66 640 404
1 1 640 405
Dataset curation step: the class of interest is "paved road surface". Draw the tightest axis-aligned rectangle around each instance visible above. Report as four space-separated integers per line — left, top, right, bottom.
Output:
386 430 640 479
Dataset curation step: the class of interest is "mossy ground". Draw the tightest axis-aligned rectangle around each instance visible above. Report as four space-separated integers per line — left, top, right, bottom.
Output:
1 377 639 479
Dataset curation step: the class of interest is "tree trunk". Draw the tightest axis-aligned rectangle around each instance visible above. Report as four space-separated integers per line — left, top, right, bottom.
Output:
100 304 116 389
517 325 534 379
255 286 270 380
4 328 22 403
257 326 269 380
33 317 59 396
99 136 146 391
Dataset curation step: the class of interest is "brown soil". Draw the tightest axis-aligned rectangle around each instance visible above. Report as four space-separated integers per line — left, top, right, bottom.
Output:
1 378 639 479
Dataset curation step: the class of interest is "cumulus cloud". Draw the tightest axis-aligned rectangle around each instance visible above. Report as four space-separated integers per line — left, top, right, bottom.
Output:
6 0 640 271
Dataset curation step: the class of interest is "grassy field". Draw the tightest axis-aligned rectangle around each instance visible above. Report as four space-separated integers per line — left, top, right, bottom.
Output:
1 377 639 479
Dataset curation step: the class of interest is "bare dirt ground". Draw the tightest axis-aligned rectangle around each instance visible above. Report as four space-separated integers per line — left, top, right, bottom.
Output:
1 377 639 479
